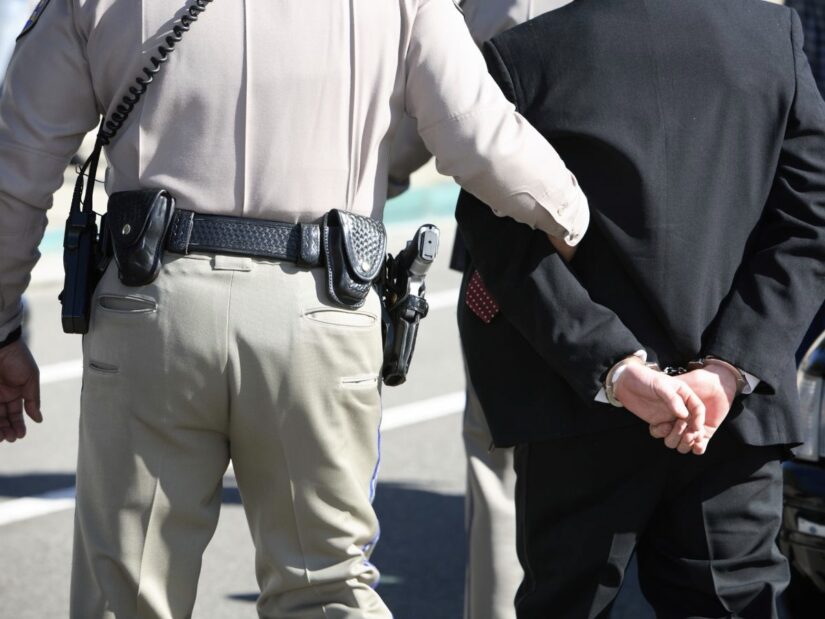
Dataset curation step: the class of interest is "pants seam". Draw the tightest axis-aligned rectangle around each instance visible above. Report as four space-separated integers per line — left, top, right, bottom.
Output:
134 474 164 613
274 428 314 589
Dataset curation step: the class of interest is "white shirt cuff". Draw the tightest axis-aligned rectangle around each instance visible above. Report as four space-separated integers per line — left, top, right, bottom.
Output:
740 370 760 395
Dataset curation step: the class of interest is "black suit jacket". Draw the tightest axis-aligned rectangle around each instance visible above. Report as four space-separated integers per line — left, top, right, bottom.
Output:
456 0 825 448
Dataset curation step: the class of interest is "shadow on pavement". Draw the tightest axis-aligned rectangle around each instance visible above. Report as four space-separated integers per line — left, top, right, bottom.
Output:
0 472 76 497
0 475 799 617
223 483 466 616
372 483 466 619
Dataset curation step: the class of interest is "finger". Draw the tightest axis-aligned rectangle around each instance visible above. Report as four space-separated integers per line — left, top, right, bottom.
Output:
650 423 673 439
677 383 706 436
677 427 704 455
0 402 16 443
692 436 709 455
7 397 26 439
664 418 687 449
677 434 695 454
691 423 720 455
673 382 706 453
23 376 42 424
655 379 689 420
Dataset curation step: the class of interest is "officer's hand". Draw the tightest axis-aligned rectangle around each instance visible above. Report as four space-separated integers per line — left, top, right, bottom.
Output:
613 361 705 440
0 340 41 442
649 366 737 455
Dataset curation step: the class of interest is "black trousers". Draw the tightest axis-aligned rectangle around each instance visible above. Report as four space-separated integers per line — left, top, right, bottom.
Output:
513 423 789 619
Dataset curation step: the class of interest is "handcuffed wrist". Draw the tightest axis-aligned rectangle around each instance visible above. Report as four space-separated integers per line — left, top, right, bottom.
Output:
604 354 652 408
697 356 747 395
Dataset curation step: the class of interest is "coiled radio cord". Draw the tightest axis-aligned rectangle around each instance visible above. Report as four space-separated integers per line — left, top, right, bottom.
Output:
75 0 214 213
100 0 213 146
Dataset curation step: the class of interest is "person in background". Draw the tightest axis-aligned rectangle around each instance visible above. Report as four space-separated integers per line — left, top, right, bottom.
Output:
387 2 574 618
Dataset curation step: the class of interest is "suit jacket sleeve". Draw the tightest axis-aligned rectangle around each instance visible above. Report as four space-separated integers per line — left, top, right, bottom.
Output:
702 10 825 392
456 39 644 403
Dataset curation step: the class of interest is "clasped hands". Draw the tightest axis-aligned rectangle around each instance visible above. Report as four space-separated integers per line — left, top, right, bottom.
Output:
611 357 740 455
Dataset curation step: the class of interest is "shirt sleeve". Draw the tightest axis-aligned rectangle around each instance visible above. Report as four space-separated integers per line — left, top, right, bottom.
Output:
0 0 99 340
387 113 433 199
404 0 589 245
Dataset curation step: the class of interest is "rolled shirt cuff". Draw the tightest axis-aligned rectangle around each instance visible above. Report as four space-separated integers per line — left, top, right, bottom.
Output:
532 175 590 246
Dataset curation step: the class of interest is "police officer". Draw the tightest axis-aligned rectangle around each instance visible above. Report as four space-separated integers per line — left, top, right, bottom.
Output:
0 1 589 617
388 2 574 618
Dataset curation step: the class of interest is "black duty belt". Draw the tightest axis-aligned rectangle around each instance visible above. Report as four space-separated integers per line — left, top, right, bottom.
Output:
165 209 322 268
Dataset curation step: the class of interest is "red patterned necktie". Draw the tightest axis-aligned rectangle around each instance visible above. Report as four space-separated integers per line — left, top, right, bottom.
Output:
465 270 500 324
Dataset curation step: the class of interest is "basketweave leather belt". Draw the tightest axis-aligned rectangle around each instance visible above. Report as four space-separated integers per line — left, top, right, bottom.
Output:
165 209 323 268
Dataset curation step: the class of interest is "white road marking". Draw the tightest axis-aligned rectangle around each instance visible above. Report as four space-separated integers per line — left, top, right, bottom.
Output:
381 391 465 431
0 392 465 527
41 359 83 385
0 486 76 528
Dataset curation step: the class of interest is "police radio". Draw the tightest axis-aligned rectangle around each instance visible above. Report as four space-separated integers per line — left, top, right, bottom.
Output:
381 224 440 386
59 0 213 333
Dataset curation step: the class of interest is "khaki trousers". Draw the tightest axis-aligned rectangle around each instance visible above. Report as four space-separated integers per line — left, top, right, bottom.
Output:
462 374 521 619
71 254 391 619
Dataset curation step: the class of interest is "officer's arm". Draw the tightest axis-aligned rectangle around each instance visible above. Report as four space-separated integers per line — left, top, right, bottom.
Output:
701 9 825 392
404 0 588 247
387 0 528 201
454 36 641 402
387 115 433 199
0 0 99 340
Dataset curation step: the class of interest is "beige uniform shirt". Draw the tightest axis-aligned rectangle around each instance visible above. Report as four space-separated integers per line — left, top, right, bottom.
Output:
0 0 588 340
388 0 574 194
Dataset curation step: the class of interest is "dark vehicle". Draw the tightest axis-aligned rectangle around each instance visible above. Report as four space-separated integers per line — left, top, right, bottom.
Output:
780 321 825 612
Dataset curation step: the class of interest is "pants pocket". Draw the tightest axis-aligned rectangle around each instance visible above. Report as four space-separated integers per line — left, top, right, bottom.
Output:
341 374 380 390
97 294 158 314
303 307 377 328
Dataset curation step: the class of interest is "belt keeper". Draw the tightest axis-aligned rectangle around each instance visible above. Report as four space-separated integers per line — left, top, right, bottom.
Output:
298 223 321 268
167 210 195 255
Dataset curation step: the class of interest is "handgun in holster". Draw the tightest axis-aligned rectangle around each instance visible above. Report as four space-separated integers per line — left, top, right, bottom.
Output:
380 224 440 386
